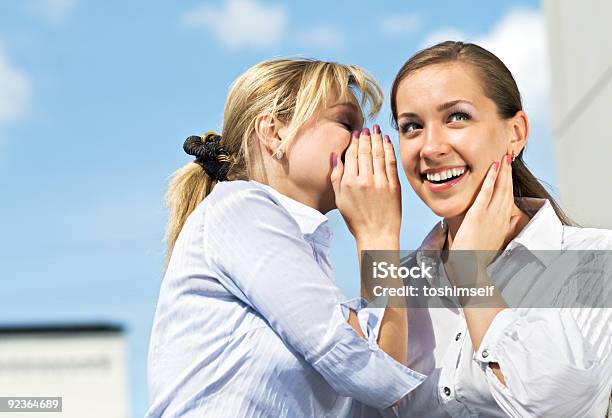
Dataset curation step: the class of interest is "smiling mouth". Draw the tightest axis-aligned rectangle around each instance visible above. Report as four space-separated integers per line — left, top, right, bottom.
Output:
421 166 469 184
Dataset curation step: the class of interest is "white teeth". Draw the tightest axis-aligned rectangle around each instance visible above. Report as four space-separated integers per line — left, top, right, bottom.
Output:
425 167 466 182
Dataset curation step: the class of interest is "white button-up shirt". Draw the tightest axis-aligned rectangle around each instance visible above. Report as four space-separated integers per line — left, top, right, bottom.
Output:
145 180 425 418
396 198 612 418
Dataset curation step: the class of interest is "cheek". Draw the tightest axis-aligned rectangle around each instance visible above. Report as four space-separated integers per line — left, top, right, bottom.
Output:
399 140 419 177
289 129 348 183
453 125 506 176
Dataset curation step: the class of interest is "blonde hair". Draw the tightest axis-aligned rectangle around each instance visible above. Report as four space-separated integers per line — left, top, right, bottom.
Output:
164 58 383 262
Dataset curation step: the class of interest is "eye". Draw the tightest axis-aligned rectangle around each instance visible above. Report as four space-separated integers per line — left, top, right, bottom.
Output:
448 112 471 123
339 121 353 131
399 121 422 135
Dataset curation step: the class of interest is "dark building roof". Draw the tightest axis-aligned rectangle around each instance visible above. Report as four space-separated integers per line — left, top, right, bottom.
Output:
0 323 125 336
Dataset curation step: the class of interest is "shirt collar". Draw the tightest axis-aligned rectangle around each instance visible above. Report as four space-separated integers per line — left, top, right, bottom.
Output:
418 197 564 267
251 181 332 246
505 197 563 266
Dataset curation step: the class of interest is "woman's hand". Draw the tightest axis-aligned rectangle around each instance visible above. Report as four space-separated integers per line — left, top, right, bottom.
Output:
445 154 519 380
450 154 521 266
330 125 401 248
332 125 407 370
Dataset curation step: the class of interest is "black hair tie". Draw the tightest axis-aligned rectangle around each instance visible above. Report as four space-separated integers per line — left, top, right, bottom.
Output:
183 132 231 182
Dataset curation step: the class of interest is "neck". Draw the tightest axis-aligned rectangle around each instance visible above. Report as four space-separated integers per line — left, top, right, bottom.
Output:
445 202 530 250
266 178 330 213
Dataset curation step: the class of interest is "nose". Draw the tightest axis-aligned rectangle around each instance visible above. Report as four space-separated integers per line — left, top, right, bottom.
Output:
420 124 452 162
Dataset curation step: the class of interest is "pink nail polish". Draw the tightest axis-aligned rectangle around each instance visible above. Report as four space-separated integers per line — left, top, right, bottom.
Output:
362 127 370 136
506 154 512 164
384 135 391 143
493 162 500 172
331 152 338 167
373 124 381 134
352 130 360 140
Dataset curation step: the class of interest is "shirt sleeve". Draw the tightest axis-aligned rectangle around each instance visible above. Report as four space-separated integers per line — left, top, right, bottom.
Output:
202 185 425 409
473 307 612 418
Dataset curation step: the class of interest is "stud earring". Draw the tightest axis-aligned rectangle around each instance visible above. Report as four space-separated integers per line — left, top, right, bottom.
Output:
511 150 516 162
273 148 284 160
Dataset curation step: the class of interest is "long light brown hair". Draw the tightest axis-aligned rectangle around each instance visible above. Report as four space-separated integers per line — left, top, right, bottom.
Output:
390 41 575 226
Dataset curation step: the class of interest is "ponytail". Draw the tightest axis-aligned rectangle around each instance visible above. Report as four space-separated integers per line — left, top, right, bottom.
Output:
164 162 215 264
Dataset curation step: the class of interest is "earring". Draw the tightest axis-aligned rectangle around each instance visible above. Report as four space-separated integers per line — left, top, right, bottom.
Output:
273 148 284 160
511 150 516 162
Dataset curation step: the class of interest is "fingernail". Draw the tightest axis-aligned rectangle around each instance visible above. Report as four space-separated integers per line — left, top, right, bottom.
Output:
362 127 370 136
331 152 338 167
506 154 512 165
373 124 381 134
492 162 500 172
384 135 391 143
352 130 360 140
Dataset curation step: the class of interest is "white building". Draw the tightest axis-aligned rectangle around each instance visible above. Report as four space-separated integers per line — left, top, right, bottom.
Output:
0 324 130 418
543 0 612 228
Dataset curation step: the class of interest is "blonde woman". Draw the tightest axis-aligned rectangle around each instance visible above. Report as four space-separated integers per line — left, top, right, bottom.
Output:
145 58 425 418
389 41 612 417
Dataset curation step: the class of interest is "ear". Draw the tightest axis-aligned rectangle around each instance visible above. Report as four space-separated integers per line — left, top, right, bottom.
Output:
507 110 529 156
254 114 286 157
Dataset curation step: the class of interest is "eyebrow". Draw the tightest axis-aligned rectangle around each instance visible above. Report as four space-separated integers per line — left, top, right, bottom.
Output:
397 99 475 119
436 99 474 111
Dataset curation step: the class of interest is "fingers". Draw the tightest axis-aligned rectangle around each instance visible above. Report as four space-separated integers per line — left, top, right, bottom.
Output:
343 126 397 188
490 154 514 212
358 128 373 178
383 134 400 189
344 130 359 178
472 160 500 209
371 124 386 183
330 152 344 197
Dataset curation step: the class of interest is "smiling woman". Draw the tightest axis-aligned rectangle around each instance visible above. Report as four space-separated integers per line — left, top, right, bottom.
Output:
389 41 612 418
390 42 573 227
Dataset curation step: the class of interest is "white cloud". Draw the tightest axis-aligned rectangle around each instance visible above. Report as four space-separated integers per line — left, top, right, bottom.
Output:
0 44 31 125
474 8 550 117
419 8 549 117
28 0 78 24
381 14 423 36
295 25 345 49
181 0 288 49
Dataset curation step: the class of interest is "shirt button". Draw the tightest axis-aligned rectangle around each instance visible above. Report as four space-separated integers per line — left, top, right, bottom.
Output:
455 332 461 341
482 349 489 358
443 386 451 397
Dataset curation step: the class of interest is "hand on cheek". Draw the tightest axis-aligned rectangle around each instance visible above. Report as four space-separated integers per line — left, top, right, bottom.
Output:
450 153 521 266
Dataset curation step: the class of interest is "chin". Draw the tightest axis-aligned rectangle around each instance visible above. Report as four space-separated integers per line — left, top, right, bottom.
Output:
424 197 470 220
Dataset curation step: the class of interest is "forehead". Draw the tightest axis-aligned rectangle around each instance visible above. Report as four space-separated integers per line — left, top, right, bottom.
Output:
396 62 486 109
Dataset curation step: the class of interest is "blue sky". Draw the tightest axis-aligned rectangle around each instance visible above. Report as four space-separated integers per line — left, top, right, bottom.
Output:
1 0 556 416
